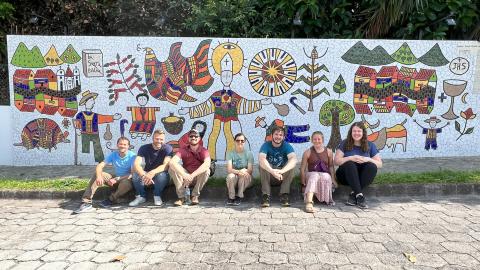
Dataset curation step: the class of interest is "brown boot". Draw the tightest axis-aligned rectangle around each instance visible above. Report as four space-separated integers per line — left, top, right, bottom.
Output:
191 196 199 205
173 198 184 206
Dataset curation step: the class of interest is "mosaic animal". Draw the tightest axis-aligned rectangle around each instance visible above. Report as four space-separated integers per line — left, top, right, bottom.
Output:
144 39 214 105
361 115 407 152
14 118 70 151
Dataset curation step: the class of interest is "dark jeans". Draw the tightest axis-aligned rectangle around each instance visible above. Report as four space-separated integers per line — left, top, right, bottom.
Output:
336 161 377 195
132 171 170 198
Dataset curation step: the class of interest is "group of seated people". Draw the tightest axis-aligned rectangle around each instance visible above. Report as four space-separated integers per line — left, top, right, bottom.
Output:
74 121 382 214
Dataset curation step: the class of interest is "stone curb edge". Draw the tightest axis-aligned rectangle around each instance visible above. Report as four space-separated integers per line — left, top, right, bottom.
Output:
1 183 479 201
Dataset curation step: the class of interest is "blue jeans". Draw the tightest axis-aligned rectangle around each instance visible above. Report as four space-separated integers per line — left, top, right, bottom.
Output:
132 171 170 198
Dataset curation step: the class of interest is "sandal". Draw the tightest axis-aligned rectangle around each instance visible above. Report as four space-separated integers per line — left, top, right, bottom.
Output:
305 201 314 213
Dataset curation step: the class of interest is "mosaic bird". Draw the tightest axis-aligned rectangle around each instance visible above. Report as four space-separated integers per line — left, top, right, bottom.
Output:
144 39 214 105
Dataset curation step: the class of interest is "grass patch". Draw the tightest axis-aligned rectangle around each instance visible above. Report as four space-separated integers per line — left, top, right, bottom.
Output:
1 170 480 191
375 170 480 185
0 178 89 191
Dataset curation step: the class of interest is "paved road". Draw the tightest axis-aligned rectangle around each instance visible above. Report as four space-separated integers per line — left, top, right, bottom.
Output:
1 197 480 270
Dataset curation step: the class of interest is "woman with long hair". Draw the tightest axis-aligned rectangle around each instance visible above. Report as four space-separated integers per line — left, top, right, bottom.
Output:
225 133 254 206
334 121 382 209
300 131 337 213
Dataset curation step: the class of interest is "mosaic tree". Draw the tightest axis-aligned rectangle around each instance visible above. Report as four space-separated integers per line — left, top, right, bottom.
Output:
319 75 355 149
333 74 346 98
292 47 329 111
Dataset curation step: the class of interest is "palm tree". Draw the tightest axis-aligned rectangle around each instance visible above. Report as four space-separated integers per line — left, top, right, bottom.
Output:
356 0 428 38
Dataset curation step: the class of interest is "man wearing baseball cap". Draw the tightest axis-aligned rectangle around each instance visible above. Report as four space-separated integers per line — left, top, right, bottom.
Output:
168 129 211 206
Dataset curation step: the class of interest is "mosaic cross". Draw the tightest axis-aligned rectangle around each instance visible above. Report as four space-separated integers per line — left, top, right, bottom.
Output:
438 92 447 102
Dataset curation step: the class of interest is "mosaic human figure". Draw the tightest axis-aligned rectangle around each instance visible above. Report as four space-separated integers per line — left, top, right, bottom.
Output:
126 92 160 141
413 116 449 150
74 90 121 162
179 44 271 160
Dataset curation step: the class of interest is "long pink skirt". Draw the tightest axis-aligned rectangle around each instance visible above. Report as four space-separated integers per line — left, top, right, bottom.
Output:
304 172 334 205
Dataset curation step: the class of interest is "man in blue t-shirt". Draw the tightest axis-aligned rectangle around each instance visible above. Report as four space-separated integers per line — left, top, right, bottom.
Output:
74 137 136 214
129 129 174 207
258 126 297 207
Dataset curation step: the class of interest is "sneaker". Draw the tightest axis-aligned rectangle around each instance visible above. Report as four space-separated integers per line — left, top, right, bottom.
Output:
173 198 184 206
99 199 113 208
280 193 290 207
356 194 368 209
261 194 270 207
346 192 357 206
129 195 146 207
191 196 199 205
153 196 163 206
226 198 235 206
73 203 92 214
234 197 242 206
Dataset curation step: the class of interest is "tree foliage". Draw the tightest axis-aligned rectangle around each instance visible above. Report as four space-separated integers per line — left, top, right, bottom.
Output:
187 0 288 38
1 0 479 65
0 1 14 63
389 0 480 40
112 0 195 36
185 0 479 40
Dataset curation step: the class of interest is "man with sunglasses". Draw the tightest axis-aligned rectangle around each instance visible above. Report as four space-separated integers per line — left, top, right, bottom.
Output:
168 129 211 206
258 126 297 207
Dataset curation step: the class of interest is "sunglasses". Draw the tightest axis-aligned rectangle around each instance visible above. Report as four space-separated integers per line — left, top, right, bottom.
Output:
235 139 245 143
189 135 199 138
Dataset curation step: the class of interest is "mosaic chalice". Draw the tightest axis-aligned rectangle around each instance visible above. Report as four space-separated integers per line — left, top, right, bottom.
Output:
441 79 467 120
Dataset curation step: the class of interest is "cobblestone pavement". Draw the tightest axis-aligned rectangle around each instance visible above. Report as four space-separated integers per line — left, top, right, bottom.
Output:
1 196 480 270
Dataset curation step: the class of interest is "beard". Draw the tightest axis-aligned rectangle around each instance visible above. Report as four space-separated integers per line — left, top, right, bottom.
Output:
272 138 283 144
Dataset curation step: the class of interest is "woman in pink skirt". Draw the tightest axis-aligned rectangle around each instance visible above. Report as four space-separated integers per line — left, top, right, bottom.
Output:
300 131 337 213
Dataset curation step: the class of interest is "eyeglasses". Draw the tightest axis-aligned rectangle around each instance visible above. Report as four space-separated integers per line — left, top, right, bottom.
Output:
235 139 245 143
189 135 199 138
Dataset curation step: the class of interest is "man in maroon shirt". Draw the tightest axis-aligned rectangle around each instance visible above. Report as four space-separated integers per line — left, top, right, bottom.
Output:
168 129 211 206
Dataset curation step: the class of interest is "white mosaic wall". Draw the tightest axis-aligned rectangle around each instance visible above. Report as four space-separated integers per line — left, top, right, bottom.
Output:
7 35 480 166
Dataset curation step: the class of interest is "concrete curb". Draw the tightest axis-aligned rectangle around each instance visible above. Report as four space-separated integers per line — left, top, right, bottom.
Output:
1 183 479 201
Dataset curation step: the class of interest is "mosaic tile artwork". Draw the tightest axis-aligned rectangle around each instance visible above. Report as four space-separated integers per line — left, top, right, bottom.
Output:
7 36 480 165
